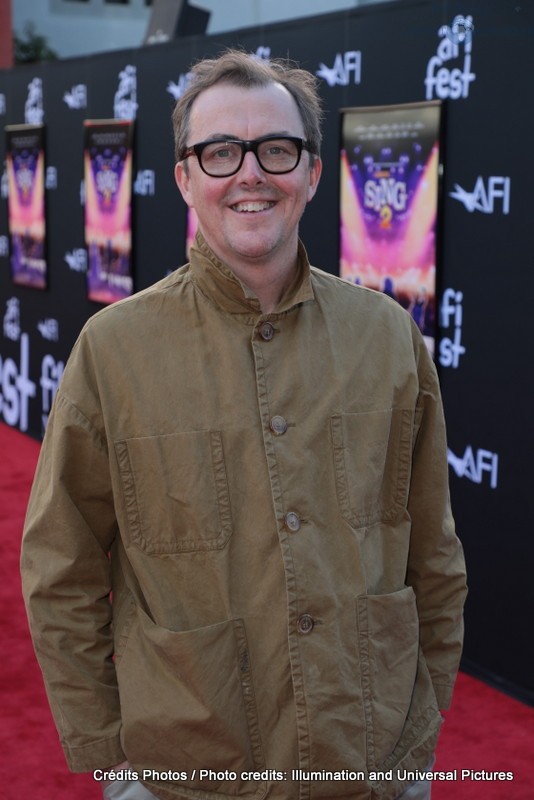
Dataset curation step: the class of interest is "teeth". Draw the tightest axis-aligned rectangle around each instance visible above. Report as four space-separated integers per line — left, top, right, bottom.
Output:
233 201 273 212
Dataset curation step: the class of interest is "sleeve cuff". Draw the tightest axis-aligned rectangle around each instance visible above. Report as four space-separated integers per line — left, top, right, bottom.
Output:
62 735 126 773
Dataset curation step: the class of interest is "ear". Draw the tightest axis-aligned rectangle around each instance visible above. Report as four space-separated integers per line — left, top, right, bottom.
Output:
174 161 194 208
307 156 322 203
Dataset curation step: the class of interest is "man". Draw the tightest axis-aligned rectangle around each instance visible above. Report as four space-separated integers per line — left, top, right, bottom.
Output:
21 50 467 800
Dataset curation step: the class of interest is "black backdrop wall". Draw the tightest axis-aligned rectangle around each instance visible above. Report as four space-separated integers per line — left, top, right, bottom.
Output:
1 0 532 704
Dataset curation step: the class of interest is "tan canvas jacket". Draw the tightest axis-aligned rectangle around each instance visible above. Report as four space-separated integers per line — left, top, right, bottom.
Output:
21 234 467 800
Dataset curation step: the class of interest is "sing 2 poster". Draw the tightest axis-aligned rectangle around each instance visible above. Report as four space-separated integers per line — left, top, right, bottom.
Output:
340 102 442 354
6 124 47 290
84 120 134 304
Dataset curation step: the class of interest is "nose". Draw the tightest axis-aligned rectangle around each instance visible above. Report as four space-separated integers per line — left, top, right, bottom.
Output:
238 150 267 184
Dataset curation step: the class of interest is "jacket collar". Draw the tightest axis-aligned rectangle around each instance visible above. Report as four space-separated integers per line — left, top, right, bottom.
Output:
188 232 315 319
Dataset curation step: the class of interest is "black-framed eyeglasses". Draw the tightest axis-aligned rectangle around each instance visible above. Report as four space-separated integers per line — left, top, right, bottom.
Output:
180 135 315 177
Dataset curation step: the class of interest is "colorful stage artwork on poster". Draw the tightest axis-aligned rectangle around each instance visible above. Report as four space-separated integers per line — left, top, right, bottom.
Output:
340 102 442 354
186 207 199 259
84 120 134 304
5 124 47 290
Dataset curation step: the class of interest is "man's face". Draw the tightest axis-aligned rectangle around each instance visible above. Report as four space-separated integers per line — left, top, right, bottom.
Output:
174 82 322 272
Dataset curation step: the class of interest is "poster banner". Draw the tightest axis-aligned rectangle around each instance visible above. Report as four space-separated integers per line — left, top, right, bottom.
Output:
84 119 134 304
5 124 47 290
340 102 442 354
186 207 199 259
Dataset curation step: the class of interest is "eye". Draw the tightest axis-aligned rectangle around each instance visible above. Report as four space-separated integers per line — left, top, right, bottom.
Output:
266 144 290 156
204 142 240 161
259 139 298 160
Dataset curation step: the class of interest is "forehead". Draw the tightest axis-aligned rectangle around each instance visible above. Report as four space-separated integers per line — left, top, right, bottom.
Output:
188 82 305 140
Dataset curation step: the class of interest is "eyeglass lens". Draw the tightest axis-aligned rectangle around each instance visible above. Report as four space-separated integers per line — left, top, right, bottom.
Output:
200 138 300 176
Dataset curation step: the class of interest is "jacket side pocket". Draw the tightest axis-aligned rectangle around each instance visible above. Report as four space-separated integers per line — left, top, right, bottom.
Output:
356 586 419 770
117 608 265 797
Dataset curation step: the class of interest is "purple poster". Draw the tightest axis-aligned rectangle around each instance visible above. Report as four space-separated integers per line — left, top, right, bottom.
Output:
5 124 47 290
84 120 134 304
340 102 442 355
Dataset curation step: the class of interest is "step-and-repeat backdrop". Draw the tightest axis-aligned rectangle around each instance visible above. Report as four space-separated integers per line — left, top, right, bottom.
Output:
0 0 532 703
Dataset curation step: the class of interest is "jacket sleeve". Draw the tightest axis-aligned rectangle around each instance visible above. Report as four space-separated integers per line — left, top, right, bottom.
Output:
20 335 126 772
406 334 468 711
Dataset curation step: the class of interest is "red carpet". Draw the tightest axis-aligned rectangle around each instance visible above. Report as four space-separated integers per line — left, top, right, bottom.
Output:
1 421 532 799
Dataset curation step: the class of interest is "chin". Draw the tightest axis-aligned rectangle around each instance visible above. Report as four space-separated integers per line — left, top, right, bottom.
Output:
237 247 276 262
227 237 277 261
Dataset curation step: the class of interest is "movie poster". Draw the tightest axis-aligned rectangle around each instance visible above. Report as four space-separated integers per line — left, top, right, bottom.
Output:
340 102 442 354
5 124 47 290
186 207 199 259
84 119 134 304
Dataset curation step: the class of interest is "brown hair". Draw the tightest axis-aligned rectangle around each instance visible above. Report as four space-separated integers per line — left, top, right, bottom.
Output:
172 49 324 163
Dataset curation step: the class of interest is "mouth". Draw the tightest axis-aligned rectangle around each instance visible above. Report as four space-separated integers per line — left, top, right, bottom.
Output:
230 201 276 213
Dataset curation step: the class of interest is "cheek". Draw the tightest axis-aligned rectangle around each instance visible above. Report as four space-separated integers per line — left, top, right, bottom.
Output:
194 180 228 212
188 187 208 214
288 173 316 208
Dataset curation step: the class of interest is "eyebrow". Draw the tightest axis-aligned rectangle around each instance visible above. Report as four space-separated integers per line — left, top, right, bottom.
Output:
204 131 296 140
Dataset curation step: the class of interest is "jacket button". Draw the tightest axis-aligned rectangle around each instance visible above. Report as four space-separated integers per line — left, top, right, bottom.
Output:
270 415 288 436
284 512 301 532
297 614 314 634
259 322 275 341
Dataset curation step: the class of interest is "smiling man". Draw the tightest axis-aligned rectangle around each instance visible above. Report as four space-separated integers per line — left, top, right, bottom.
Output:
174 78 321 312
21 51 466 800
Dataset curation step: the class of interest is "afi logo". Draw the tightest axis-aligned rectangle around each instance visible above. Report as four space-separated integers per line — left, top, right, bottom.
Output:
37 319 59 342
425 16 475 100
253 46 271 62
46 166 58 190
440 15 474 45
448 446 499 490
439 288 465 369
167 72 193 101
450 177 510 215
3 298 21 342
41 354 64 433
63 84 87 109
65 249 87 272
114 65 138 120
317 51 361 87
0 333 37 432
25 77 44 124
134 170 156 196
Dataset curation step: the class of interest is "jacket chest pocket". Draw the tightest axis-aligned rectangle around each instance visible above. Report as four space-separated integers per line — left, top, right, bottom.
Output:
331 409 412 529
115 430 232 554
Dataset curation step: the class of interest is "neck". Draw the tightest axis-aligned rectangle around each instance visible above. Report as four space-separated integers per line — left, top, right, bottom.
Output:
199 231 300 314
229 257 298 314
